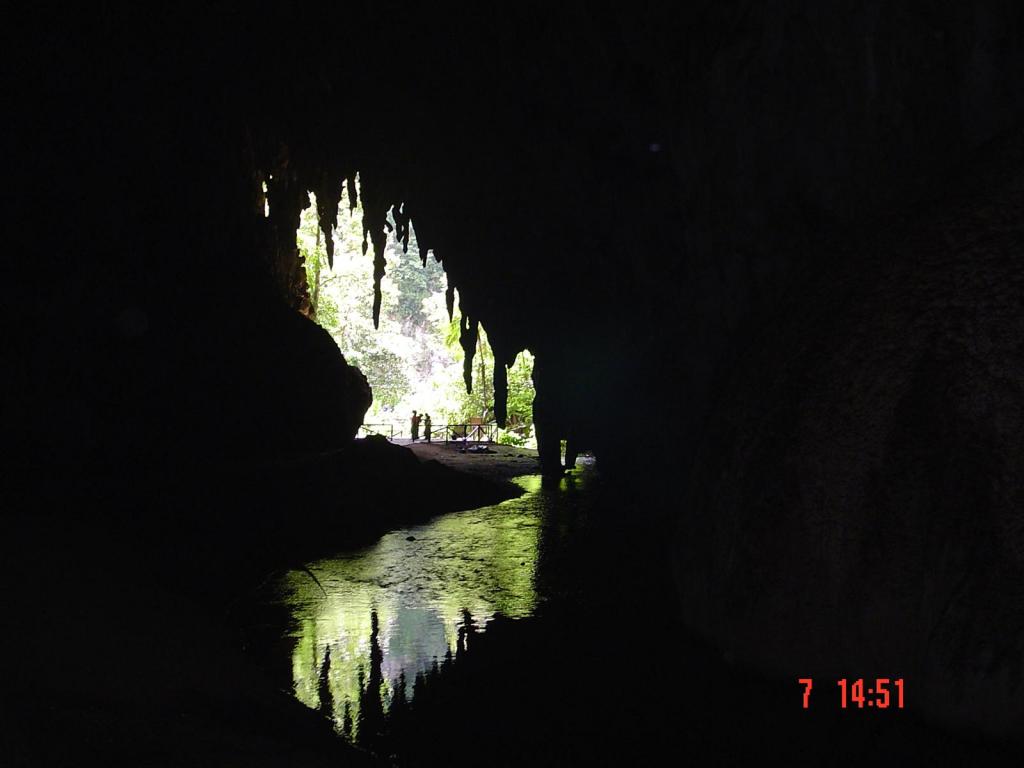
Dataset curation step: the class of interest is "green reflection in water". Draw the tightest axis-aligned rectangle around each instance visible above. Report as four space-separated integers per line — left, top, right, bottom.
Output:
278 475 545 740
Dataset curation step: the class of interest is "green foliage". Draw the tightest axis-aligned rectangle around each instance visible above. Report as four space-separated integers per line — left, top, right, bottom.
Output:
386 236 444 333
505 350 536 429
497 431 527 447
345 340 411 409
300 238 339 328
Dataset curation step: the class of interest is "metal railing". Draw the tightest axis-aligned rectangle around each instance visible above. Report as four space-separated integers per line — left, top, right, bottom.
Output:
358 423 395 439
443 422 498 444
357 421 504 444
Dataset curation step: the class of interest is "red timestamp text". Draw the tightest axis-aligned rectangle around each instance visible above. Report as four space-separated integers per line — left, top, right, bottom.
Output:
799 678 904 709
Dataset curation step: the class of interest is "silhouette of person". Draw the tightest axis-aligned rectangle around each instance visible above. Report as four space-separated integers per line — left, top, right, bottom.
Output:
411 411 420 441
423 413 432 442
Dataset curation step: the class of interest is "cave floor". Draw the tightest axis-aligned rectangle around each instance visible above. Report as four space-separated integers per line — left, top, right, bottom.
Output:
405 440 542 481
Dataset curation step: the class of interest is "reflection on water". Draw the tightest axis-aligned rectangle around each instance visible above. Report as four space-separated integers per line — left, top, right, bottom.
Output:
272 475 557 741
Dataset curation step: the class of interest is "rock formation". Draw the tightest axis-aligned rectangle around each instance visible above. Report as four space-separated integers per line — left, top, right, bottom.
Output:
677 139 1024 733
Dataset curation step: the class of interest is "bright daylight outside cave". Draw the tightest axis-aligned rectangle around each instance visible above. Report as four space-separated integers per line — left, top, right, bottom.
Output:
297 181 537 448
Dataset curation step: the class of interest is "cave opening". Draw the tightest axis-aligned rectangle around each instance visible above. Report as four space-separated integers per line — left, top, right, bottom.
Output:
296 181 537 448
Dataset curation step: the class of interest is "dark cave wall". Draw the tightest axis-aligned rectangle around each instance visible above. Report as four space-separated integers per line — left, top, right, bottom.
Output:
675 156 1024 732
599 0 1024 472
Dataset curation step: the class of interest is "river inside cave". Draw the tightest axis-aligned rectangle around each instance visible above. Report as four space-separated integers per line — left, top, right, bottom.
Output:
237 465 989 763
245 472 594 746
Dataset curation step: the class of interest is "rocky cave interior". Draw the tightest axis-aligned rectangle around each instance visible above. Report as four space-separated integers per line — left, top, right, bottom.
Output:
5 2 1024 765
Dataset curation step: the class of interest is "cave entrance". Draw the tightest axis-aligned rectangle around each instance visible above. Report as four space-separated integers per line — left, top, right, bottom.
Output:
298 184 535 448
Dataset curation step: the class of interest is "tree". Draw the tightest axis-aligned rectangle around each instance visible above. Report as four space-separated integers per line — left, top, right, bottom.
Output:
385 234 444 334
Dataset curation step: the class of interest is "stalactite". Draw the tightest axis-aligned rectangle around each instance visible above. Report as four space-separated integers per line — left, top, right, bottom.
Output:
459 312 479 394
489 337 518 429
346 176 358 210
446 282 455 322
406 215 435 267
313 172 344 268
359 174 390 329
370 227 387 329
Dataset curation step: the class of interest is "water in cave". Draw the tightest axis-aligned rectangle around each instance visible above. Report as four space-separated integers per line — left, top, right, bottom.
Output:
261 475 548 741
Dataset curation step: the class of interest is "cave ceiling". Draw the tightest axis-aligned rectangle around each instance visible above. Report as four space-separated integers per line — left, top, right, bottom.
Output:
9 2 1024 452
